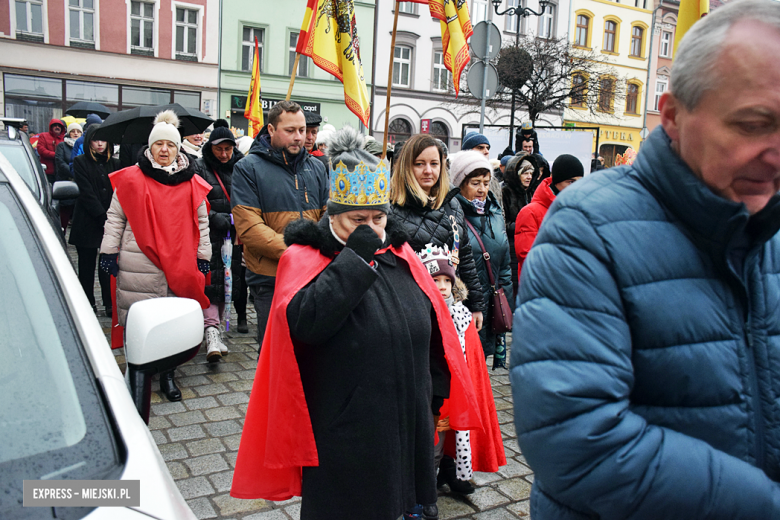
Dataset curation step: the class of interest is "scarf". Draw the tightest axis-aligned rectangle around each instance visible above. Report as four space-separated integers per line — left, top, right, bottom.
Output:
64 137 76 147
472 199 486 214
145 148 189 175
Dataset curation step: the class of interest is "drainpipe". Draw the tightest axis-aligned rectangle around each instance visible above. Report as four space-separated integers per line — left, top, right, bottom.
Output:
641 3 662 143
217 0 223 118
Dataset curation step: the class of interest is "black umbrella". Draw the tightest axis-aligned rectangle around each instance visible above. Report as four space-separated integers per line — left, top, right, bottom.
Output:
65 101 111 119
92 103 214 144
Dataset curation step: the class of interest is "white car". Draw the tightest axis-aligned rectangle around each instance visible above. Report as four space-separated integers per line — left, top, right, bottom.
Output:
0 153 198 519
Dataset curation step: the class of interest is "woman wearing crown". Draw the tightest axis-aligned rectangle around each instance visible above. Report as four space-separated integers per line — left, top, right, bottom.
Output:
231 128 481 520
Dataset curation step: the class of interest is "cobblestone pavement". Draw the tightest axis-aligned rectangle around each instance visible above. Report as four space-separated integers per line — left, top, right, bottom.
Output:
68 240 533 519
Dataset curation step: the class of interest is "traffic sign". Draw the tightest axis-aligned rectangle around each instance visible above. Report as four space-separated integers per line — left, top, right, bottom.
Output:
471 21 502 60
467 62 500 100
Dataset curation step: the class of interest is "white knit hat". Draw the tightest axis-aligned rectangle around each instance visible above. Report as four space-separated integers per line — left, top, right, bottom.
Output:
148 110 182 152
66 122 83 136
449 150 493 188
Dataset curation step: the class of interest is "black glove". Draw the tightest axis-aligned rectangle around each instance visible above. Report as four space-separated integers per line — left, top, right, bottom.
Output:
209 211 232 232
100 253 119 277
197 259 210 275
345 225 382 263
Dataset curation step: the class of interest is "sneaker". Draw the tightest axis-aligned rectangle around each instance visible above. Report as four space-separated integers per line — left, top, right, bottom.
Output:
205 326 224 363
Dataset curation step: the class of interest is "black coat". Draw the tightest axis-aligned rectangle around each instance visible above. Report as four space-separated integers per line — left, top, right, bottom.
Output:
54 141 74 181
283 217 450 520
68 147 119 248
390 188 486 313
501 158 534 301
194 144 245 304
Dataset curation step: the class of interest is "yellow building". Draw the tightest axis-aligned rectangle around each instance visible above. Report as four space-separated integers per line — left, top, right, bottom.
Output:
563 0 653 167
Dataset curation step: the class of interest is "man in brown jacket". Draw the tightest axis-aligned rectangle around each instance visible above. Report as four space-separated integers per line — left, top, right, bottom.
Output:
231 101 329 351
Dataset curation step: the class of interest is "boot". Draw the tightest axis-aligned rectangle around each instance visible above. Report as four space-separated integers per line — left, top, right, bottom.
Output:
205 326 224 363
439 455 475 495
160 370 181 402
105 306 112 319
422 504 439 520
237 312 249 334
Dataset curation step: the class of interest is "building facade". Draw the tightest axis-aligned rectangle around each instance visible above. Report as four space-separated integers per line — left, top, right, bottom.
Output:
0 0 219 135
563 0 653 166
371 0 570 156
218 0 376 136
644 0 677 135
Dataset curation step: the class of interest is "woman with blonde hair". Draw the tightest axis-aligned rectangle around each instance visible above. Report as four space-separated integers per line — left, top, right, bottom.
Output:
389 133 485 329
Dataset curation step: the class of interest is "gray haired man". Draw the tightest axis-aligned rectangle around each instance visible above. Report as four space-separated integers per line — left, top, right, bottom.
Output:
511 1 780 518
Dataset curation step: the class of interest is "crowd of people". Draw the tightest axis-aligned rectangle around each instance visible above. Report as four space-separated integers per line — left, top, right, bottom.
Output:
15 1 780 516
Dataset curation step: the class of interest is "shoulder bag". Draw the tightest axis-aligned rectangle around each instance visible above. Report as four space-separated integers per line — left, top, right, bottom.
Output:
464 219 512 333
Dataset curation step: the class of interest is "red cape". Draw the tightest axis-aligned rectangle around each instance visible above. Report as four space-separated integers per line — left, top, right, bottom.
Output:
231 242 483 501
441 321 507 473
110 166 211 310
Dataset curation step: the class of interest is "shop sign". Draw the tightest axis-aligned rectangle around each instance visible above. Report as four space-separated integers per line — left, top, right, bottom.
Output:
230 95 321 114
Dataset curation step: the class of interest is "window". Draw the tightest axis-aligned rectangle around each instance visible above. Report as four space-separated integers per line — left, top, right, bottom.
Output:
603 21 617 52
398 2 416 14
626 83 639 114
289 32 309 78
15 0 43 35
430 121 449 148
570 73 586 107
654 78 667 111
69 0 94 43
505 0 520 33
432 51 450 92
130 1 154 51
175 7 198 59
388 118 412 144
599 77 614 112
242 27 264 72
631 26 644 57
634 0 646 7
659 30 672 58
538 3 555 39
472 0 489 24
575 15 589 47
393 45 412 87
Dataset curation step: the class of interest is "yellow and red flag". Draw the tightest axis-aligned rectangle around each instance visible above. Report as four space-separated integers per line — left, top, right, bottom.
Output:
296 0 370 126
673 0 709 57
244 36 263 138
402 0 473 95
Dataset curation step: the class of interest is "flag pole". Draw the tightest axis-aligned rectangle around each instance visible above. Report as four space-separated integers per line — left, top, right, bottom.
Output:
381 2 401 160
286 54 301 101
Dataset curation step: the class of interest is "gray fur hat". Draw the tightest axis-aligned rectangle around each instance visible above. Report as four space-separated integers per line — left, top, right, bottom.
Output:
327 126 391 215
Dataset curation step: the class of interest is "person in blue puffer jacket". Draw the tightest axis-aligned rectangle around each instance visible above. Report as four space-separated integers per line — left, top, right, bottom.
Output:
511 1 780 518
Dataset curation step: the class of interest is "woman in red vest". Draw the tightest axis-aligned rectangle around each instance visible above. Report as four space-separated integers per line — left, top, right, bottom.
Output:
99 110 212 402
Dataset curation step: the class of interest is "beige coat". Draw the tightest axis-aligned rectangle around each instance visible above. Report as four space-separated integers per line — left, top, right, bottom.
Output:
100 191 210 326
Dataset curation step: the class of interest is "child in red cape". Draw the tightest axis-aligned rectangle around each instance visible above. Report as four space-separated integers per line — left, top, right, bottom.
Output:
416 243 507 499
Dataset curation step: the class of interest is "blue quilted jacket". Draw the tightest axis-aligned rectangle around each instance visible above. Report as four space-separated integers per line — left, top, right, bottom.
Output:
511 127 780 519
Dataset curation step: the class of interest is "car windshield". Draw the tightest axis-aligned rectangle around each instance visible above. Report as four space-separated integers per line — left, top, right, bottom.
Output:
0 185 120 517
0 144 40 200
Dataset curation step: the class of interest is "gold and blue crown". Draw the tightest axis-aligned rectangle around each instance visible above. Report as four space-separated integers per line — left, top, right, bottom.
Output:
330 159 390 207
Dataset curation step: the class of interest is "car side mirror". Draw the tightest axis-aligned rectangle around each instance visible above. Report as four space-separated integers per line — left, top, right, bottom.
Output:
52 180 79 200
124 298 204 423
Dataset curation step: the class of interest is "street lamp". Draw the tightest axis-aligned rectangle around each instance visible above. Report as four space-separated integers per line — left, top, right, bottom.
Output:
491 0 550 151
492 0 551 19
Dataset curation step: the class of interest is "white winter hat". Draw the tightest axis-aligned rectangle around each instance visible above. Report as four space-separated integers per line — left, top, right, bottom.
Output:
66 122 83 136
449 150 492 188
148 110 182 152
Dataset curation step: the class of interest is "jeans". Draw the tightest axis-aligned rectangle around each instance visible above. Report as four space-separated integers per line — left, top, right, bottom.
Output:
250 284 275 353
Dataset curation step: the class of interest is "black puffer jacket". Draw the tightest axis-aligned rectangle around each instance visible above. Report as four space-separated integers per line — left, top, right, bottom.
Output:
390 188 486 313
194 144 245 303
